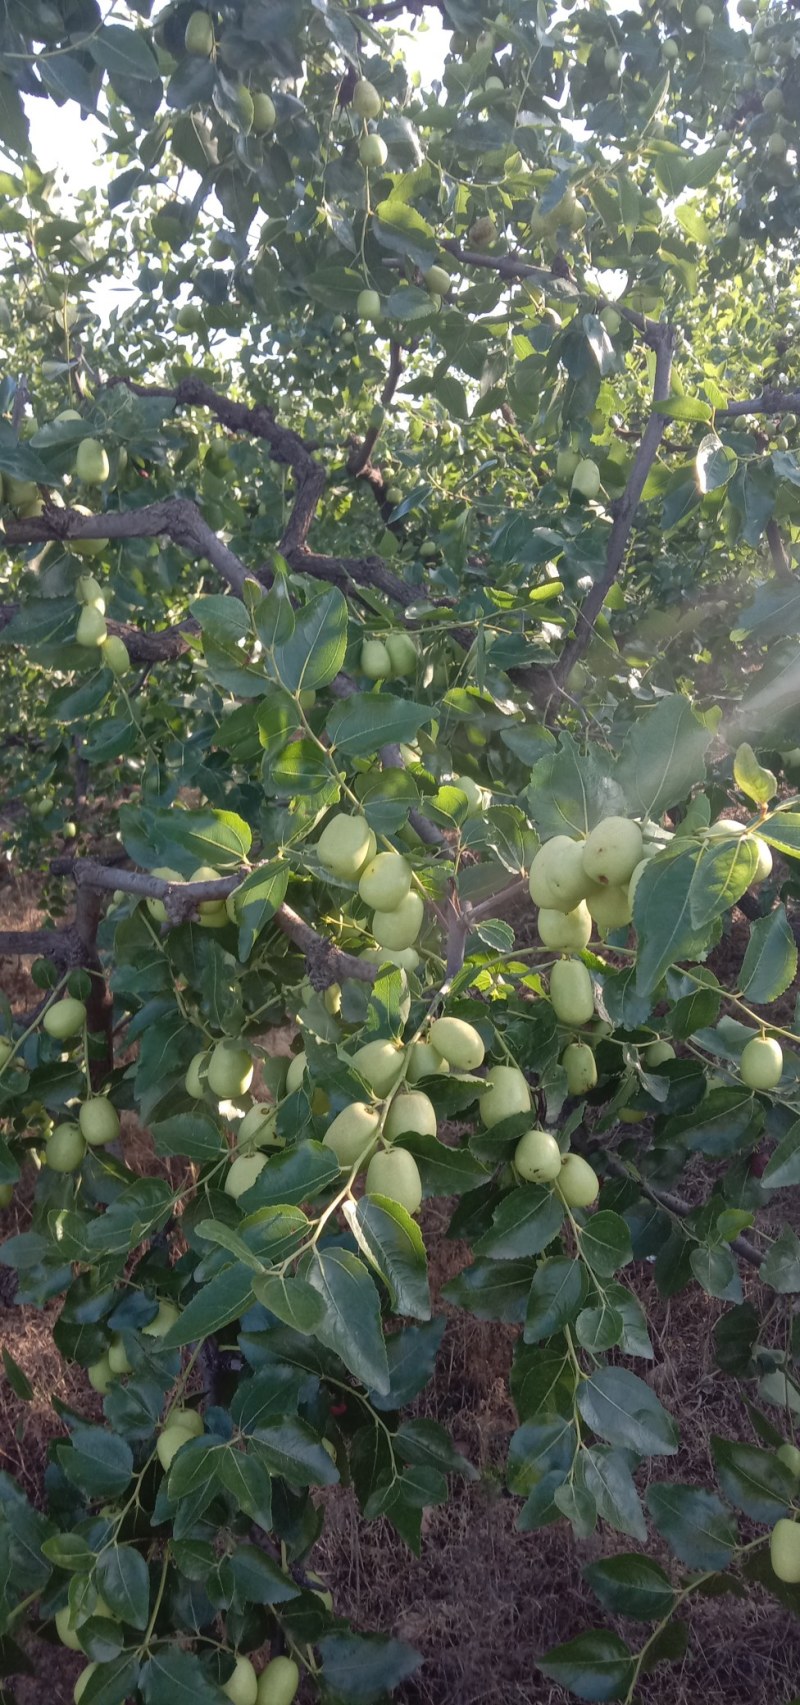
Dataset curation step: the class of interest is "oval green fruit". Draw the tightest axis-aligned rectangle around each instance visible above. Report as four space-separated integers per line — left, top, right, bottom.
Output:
75 437 109 484
76 572 104 606
582 816 643 886
372 890 424 950
468 215 497 247
406 1041 448 1082
352 78 382 118
43 997 86 1039
252 92 276 133
255 1654 300 1705
56 1605 83 1651
76 605 107 647
45 1122 86 1172
770 1518 800 1583
550 959 595 1027
429 1016 485 1071
238 1104 280 1149
75 1664 98 1704
225 1152 267 1199
585 884 632 934
451 775 484 816
323 1102 381 1167
385 631 418 677
741 1035 783 1090
101 636 131 676
358 851 412 911
185 1051 209 1098
514 1128 562 1183
317 813 376 880
87 1354 114 1394
222 1655 259 1705
157 1425 192 1471
79 1097 120 1146
424 265 450 295
207 1039 254 1098
0 1183 14 1209
359 134 388 169
70 506 108 558
146 866 182 923
644 1040 675 1068
167 1407 204 1437
285 1052 307 1093
356 288 381 322
777 1442 800 1479
365 1147 423 1214
528 836 587 911
537 902 592 950
107 1334 132 1375
558 1152 599 1208
384 1090 436 1141
353 1038 404 1096
361 638 392 678
479 1065 531 1128
142 1299 180 1338
562 1043 597 1096
184 10 214 54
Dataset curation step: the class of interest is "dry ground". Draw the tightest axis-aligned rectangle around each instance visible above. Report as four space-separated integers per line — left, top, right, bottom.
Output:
2 872 800 1704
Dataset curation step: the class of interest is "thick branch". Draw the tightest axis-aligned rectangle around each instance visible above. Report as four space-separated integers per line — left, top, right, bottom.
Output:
553 323 677 687
766 518 794 585
716 387 800 419
5 497 253 600
0 602 192 663
107 375 326 559
52 859 378 986
603 1155 763 1269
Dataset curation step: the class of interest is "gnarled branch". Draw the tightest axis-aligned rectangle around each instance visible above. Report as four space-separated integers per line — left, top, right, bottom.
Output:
5 496 253 600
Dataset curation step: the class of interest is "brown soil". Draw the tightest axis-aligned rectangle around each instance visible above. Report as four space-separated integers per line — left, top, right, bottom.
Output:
3 878 800 1704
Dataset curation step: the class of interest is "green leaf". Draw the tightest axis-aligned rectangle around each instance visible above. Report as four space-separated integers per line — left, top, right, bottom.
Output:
689 1246 742 1303
474 1185 564 1261
152 1113 226 1164
348 1196 431 1320
524 1257 587 1342
761 1227 800 1293
655 394 712 422
251 1272 326 1333
374 199 437 268
577 1368 678 1457
734 742 777 804
583 1553 674 1620
95 1545 150 1630
308 1249 390 1394
2 1346 32 1401
739 906 798 1005
317 1633 422 1704
386 283 439 324
663 1086 760 1158
538 1630 634 1702
58 1428 134 1500
229 862 289 961
442 1257 537 1324
761 811 800 858
325 693 433 757
217 1448 273 1530
577 1212 632 1278
88 24 161 81
272 588 348 691
762 1120 800 1191
140 1648 222 1705
395 1417 476 1479
711 1436 794 1523
160 1264 255 1347
527 734 624 839
0 75 30 156
646 1482 738 1568
633 848 708 997
616 694 712 820
397 1130 489 1196
227 1542 299 1603
77 1654 141 1705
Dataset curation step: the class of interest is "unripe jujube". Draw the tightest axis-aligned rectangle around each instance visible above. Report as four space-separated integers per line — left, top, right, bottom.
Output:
479 1065 531 1128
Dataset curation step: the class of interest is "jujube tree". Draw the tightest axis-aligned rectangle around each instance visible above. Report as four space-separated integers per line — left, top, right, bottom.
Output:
1 0 800 1702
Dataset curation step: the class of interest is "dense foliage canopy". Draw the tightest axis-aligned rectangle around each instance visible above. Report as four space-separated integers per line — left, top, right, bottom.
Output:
1 0 800 1701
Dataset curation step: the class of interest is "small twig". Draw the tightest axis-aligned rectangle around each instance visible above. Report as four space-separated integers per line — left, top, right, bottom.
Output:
603 1155 764 1270
766 518 794 585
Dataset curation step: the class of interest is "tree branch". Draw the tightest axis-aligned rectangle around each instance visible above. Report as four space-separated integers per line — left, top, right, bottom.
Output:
766 518 794 585
553 322 677 687
5 497 253 600
716 387 800 419
347 341 404 480
51 858 379 987
602 1155 764 1269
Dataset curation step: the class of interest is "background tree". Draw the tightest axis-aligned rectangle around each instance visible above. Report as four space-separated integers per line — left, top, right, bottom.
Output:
1 1 800 1701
